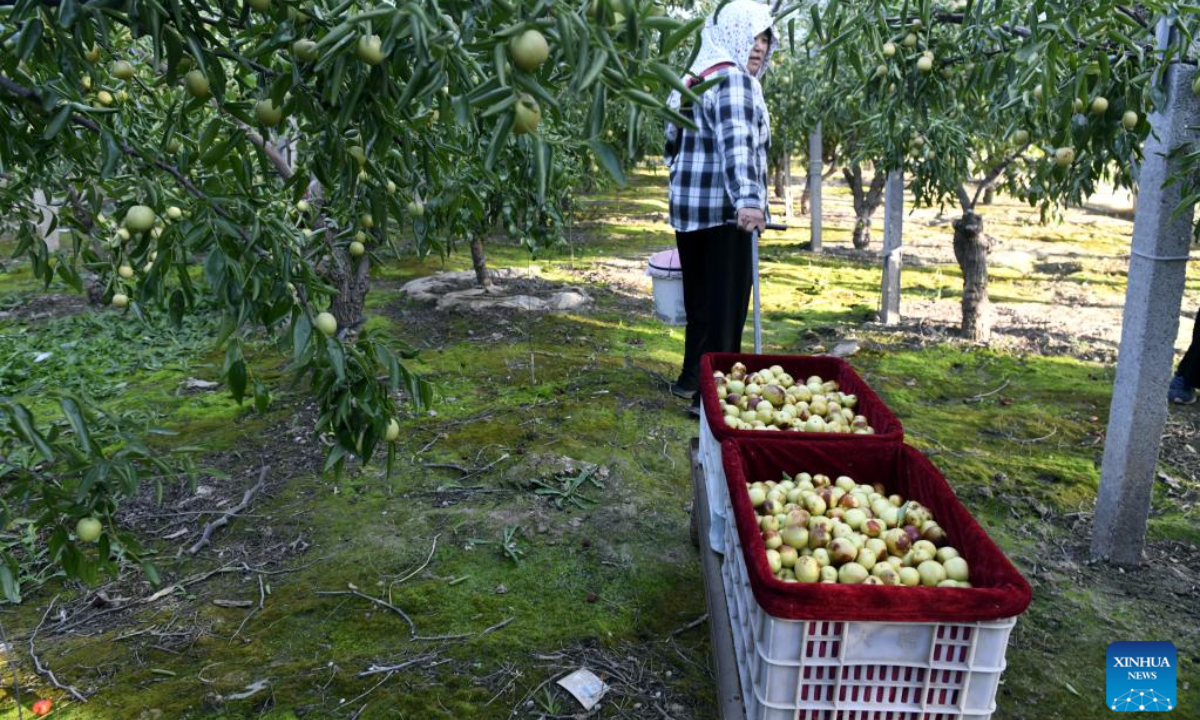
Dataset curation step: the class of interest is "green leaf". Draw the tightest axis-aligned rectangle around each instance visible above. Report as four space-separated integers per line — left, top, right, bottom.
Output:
17 19 43 63
326 343 346 381
60 396 94 455
649 61 699 105
323 444 348 474
289 312 311 362
99 130 121 178
533 135 547 205
7 403 55 463
44 105 73 140
484 112 515 172
0 564 20 604
662 16 703 56
253 378 271 414
586 140 626 186
142 560 161 586
228 360 247 403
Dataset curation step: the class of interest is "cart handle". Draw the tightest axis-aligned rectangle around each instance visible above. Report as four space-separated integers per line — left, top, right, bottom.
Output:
725 219 788 231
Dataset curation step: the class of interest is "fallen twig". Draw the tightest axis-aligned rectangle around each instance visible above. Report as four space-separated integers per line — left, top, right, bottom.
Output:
422 462 469 474
30 597 88 702
458 453 512 483
669 613 709 636
356 652 438 678
315 586 514 642
963 378 1010 403
51 559 322 637
389 534 441 599
315 588 416 636
212 599 254 609
232 574 268 641
187 466 270 555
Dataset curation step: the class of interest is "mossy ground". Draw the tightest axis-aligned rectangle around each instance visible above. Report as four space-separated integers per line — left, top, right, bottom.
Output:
1 169 1197 719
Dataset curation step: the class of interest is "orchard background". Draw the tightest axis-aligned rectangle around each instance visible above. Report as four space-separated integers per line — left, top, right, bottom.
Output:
1 0 1198 718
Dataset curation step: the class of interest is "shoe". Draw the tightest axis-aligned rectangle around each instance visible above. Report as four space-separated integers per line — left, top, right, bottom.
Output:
671 382 697 400
1169 375 1196 404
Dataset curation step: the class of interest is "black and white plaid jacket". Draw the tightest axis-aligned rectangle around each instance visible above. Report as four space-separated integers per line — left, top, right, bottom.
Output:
666 68 769 233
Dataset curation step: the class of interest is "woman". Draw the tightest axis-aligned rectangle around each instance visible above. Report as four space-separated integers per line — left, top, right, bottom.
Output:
664 0 777 415
1169 310 1200 404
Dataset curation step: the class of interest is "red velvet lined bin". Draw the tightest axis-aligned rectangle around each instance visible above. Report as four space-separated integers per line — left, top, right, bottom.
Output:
699 353 904 443
721 437 1032 623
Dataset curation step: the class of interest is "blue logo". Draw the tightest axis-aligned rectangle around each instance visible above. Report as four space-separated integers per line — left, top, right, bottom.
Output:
1107 641 1176 712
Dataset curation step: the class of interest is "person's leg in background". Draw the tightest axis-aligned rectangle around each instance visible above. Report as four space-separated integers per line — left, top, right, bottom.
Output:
674 229 710 398
1170 307 1200 404
706 224 754 357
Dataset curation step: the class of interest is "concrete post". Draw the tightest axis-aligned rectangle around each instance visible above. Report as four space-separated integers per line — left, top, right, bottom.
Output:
783 150 794 219
880 169 903 325
1091 61 1200 565
808 125 822 252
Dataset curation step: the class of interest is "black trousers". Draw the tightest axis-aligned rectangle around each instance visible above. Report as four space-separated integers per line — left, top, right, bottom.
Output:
675 224 753 391
1179 309 1200 387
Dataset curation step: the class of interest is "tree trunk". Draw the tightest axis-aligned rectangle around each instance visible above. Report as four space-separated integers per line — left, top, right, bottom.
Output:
952 211 992 342
308 181 369 334
329 249 370 334
800 179 810 215
982 186 995 205
773 161 787 199
845 164 886 250
470 235 492 289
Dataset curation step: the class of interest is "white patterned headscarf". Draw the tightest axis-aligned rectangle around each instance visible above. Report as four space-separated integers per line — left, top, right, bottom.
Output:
666 0 778 147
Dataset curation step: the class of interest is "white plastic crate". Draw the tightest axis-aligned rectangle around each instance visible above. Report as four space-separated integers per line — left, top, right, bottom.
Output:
715 462 1019 720
698 398 730 554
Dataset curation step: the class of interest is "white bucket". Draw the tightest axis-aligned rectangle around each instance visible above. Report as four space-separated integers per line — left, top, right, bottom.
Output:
647 249 686 325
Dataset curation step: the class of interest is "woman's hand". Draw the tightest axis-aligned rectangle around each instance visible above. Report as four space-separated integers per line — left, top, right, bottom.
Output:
737 207 766 233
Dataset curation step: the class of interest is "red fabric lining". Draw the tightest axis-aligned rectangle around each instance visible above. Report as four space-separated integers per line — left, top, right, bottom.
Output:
700 353 904 444
721 437 1032 622
685 61 736 89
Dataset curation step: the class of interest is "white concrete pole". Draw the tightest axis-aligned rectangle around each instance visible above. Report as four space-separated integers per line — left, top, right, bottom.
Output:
880 169 903 325
783 150 794 219
808 125 822 252
1091 60 1200 565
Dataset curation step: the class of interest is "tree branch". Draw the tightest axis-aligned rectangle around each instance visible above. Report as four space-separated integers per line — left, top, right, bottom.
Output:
956 184 973 214
2 74 253 236
225 113 294 181
970 142 1029 208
